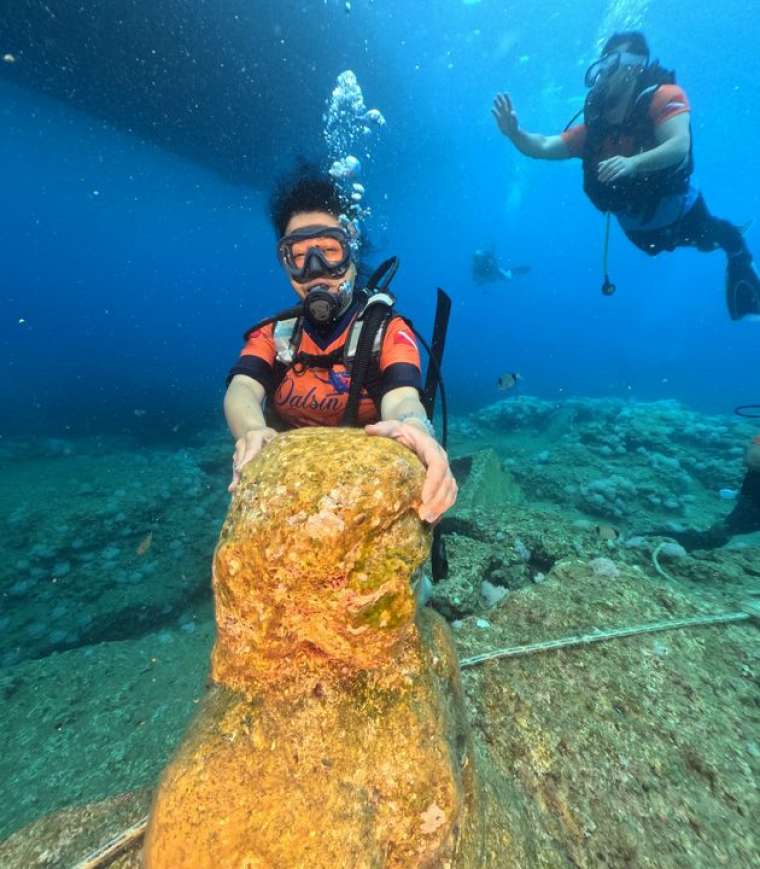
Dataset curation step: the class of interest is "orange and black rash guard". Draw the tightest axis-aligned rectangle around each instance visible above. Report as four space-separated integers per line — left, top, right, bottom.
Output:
227 304 422 428
561 84 691 159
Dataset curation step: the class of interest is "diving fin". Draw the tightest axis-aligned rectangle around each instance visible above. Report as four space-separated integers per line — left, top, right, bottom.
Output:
726 252 760 321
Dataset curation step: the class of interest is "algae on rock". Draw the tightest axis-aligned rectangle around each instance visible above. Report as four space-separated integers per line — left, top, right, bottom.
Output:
144 428 501 868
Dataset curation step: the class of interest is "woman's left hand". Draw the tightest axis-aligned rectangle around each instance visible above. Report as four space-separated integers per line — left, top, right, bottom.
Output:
365 420 457 524
597 154 638 184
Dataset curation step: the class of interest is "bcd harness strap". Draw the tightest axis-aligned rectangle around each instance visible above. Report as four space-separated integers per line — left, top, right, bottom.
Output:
268 289 397 425
262 257 403 426
341 292 396 425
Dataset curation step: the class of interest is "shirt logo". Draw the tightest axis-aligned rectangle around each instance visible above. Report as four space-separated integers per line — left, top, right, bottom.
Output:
394 329 417 349
317 369 351 395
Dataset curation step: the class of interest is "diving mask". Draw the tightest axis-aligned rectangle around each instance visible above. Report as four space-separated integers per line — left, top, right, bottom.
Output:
584 50 649 89
277 225 353 284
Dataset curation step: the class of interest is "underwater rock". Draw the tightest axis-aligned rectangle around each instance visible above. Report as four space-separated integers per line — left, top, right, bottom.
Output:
480 579 508 607
454 560 759 866
449 447 521 516
579 475 638 520
473 395 559 431
144 428 492 868
0 790 151 868
429 532 499 620
1 441 228 666
588 556 620 578
657 541 688 560
463 397 754 531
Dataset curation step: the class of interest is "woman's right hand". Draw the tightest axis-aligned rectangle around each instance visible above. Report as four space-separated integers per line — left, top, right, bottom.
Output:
492 93 519 139
229 427 278 492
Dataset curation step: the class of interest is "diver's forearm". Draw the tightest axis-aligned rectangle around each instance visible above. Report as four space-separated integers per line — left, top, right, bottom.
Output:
224 379 267 439
381 390 433 435
509 129 551 159
384 397 427 423
634 136 690 173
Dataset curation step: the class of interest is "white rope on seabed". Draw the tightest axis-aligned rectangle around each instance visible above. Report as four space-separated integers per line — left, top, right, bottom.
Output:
651 540 676 582
459 603 759 668
73 601 759 867
73 815 149 869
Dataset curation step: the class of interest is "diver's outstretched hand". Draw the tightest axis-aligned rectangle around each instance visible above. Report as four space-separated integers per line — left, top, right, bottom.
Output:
229 427 278 492
492 93 519 139
365 420 457 524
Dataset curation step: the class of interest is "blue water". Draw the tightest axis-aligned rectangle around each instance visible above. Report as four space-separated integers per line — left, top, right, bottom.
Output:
2 0 757 440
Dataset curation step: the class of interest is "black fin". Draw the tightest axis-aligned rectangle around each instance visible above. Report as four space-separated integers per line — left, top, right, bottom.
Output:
726 254 760 321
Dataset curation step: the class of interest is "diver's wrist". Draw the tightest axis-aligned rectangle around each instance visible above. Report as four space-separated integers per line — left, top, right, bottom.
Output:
398 414 436 439
237 424 268 440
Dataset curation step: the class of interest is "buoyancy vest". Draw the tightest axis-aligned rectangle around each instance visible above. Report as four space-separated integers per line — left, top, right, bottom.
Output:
245 289 402 428
582 63 694 219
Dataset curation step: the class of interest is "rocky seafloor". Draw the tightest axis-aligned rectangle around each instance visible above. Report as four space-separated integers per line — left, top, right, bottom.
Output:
1 396 758 866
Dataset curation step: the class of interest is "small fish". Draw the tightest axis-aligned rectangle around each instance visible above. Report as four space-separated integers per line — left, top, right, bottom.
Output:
594 524 619 541
136 531 153 556
3 53 16 64
497 372 522 391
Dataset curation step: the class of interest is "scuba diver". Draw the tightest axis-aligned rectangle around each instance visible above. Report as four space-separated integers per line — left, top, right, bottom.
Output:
472 249 531 285
223 165 457 526
492 31 760 320
649 433 760 551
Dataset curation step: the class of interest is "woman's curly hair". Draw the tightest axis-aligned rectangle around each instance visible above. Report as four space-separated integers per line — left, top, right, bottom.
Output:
269 161 346 238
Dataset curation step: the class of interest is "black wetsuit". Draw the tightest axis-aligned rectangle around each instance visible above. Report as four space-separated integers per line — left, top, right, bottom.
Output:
624 194 748 258
665 469 760 551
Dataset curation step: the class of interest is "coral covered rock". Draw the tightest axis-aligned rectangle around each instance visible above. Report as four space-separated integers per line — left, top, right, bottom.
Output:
461 396 754 528
144 428 493 868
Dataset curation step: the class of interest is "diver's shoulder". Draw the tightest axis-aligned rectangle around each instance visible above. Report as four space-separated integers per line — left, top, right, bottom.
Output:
242 319 277 343
647 83 691 125
652 82 690 107
385 312 416 333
